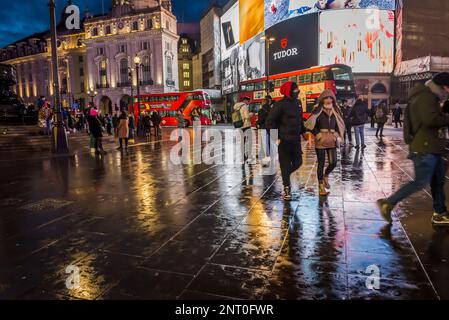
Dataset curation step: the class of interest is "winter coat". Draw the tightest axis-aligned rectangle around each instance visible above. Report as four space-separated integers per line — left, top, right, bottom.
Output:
257 103 272 129
393 107 403 121
88 116 103 138
266 81 305 143
305 90 345 149
349 100 369 126
117 118 129 139
340 105 352 126
407 82 449 154
374 105 389 124
233 102 251 129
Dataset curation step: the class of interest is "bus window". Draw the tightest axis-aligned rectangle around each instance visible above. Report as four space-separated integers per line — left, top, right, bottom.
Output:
249 103 261 113
246 83 255 91
298 74 305 84
304 73 312 84
331 67 353 81
280 78 288 85
312 72 326 83
289 76 296 82
254 82 264 90
274 79 282 87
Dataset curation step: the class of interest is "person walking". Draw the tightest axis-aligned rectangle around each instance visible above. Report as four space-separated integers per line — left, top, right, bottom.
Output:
105 114 113 135
142 112 151 137
340 99 353 146
392 102 403 128
112 113 119 136
257 95 273 165
377 72 449 226
88 108 107 155
151 111 162 137
374 102 389 138
177 110 185 141
349 98 370 149
305 90 345 196
232 97 252 162
266 81 305 201
370 105 376 128
128 113 136 141
117 111 130 151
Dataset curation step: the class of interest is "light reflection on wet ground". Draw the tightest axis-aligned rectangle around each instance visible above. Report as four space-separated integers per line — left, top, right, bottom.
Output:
0 127 447 300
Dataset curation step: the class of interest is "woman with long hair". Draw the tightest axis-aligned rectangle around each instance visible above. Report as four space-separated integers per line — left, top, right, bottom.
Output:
305 90 345 196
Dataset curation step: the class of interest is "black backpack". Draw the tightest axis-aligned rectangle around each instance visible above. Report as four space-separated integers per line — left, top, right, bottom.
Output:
403 99 422 145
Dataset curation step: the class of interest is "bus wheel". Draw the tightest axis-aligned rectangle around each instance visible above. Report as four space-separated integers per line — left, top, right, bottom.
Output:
185 120 190 128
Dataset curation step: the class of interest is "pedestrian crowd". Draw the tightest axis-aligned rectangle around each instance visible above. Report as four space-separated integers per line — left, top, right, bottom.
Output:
232 72 449 227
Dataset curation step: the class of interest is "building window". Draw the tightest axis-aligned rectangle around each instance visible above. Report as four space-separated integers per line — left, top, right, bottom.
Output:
142 56 151 83
182 46 189 53
183 63 190 70
166 20 170 30
79 56 83 63
147 19 153 29
182 39 187 44
79 67 84 77
99 60 107 87
97 47 105 56
118 44 127 53
92 27 98 36
80 81 85 93
119 58 129 85
132 21 139 31
141 42 150 51
183 71 190 79
183 80 190 87
166 55 173 80
105 25 111 35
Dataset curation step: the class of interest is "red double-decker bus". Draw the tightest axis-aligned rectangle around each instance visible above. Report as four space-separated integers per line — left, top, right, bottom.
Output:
134 90 213 127
238 64 357 126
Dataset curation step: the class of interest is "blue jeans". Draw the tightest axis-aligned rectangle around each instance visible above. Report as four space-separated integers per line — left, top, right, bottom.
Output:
46 119 51 135
353 124 365 146
388 153 447 214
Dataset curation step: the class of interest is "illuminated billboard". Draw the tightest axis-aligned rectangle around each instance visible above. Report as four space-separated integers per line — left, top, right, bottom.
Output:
265 0 396 29
266 13 319 75
221 2 240 94
238 33 266 81
240 0 265 43
319 9 395 73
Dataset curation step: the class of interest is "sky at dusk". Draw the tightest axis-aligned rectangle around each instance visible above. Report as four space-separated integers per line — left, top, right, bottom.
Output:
0 0 220 47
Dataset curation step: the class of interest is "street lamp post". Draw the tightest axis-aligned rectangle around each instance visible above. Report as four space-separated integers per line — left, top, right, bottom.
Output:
128 68 134 115
262 35 275 96
87 89 97 107
134 55 142 117
48 0 69 154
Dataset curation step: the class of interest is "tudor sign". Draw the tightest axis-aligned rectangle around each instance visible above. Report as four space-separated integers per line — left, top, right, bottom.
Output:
266 13 319 75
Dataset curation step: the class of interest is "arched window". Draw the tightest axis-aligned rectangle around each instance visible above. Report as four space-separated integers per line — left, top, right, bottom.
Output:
119 58 129 85
371 83 387 94
142 56 151 84
166 55 172 80
147 19 153 30
99 60 107 87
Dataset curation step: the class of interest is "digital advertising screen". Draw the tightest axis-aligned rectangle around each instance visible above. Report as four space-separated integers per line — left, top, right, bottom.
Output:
319 9 395 73
264 0 396 29
238 33 266 81
266 13 319 75
240 0 265 43
221 1 240 58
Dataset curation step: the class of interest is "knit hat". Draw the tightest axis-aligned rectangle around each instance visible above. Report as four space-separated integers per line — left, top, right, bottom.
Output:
280 81 298 99
433 72 449 87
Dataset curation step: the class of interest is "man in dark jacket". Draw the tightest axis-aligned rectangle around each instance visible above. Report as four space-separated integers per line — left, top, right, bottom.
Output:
378 72 449 226
392 103 403 128
349 98 370 149
257 95 273 162
151 112 161 136
266 82 306 201
340 99 353 145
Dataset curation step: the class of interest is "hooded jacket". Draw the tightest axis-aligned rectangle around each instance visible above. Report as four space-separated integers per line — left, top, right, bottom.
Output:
407 82 449 154
266 81 305 142
233 102 251 129
349 99 369 126
305 90 345 149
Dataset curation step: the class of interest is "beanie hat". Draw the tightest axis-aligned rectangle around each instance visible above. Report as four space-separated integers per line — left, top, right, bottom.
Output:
433 72 449 87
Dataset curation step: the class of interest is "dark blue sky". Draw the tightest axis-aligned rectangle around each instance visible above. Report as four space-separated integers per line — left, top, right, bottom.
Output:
0 0 218 47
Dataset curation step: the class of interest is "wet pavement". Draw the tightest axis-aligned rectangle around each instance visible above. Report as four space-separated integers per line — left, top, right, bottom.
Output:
0 125 448 300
